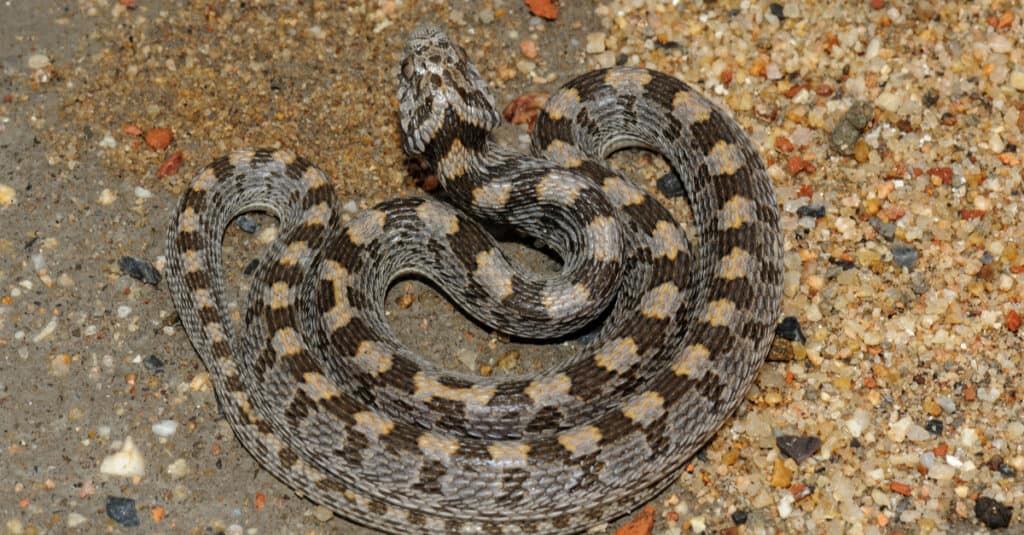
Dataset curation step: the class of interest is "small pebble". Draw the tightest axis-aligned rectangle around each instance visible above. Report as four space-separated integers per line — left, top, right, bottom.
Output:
0 183 15 205
119 256 162 285
776 434 821 463
656 171 685 197
890 242 918 269
731 510 748 525
143 355 165 372
774 316 806 343
585 33 606 54
235 215 259 233
151 420 178 437
830 101 873 155
99 436 146 477
974 497 1012 529
924 419 943 435
66 513 88 528
796 204 825 218
935 396 957 413
28 53 51 70
105 496 140 527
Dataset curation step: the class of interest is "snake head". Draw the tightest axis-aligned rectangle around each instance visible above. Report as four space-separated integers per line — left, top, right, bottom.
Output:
398 25 501 160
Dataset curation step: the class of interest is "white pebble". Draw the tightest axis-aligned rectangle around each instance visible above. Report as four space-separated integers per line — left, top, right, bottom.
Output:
876 91 901 113
98 188 117 206
777 493 795 518
959 427 979 448
342 200 358 213
99 135 117 148
134 186 152 199
888 416 913 442
99 436 146 477
28 53 51 70
166 458 189 479
151 420 178 437
66 513 88 528
845 408 871 438
928 463 955 480
1011 70 1024 92
117 305 132 319
585 33 606 54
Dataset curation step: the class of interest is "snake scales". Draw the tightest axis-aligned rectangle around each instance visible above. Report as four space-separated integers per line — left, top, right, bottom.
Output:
166 25 781 534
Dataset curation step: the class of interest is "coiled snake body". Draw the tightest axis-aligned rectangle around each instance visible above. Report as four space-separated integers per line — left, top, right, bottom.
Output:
166 26 781 534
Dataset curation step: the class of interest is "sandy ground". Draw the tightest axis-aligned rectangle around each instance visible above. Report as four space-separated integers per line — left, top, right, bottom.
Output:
2 1 1022 534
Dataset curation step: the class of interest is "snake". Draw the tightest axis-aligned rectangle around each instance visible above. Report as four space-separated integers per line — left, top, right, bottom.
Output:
165 25 782 534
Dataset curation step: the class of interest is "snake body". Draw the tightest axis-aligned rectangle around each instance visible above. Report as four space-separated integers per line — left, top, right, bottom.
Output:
166 26 781 534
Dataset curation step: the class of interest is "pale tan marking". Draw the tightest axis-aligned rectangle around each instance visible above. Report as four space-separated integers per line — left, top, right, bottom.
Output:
416 201 459 235
705 299 736 327
605 68 653 90
594 337 640 374
542 283 590 317
272 149 296 165
672 343 711 376
269 281 291 309
543 87 581 121
347 209 386 245
178 207 200 233
558 425 602 457
720 194 757 230
707 140 746 177
322 261 353 330
413 372 496 411
353 411 395 440
301 372 341 401
228 150 255 167
622 391 666 427
719 246 752 280
602 177 645 208
543 139 584 168
523 373 574 406
290 457 326 483
437 138 471 179
640 282 682 320
279 240 311 266
418 432 460 463
303 202 331 227
193 288 216 310
323 303 353 332
301 165 328 190
353 340 393 376
218 357 240 378
271 327 304 357
650 220 685 261
204 321 226 343
585 215 620 262
472 182 514 209
191 168 217 192
182 249 203 273
488 442 531 465
230 390 254 416
474 249 514 300
536 171 583 205
672 89 713 123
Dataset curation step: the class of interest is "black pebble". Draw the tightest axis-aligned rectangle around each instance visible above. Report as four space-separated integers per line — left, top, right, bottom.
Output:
775 316 806 344
656 171 685 198
119 256 161 285
924 419 943 435
796 204 825 218
974 496 1013 529
143 355 165 373
731 510 748 525
768 3 785 19
923 88 939 107
828 257 856 270
998 463 1016 478
235 215 259 234
106 496 140 527
776 434 822 463
849 438 862 448
615 53 629 66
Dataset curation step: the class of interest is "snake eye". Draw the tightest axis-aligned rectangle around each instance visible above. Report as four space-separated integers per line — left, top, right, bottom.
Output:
401 57 414 80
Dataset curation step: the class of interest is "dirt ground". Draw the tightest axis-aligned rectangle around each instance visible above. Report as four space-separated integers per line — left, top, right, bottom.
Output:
2 1 1021 534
